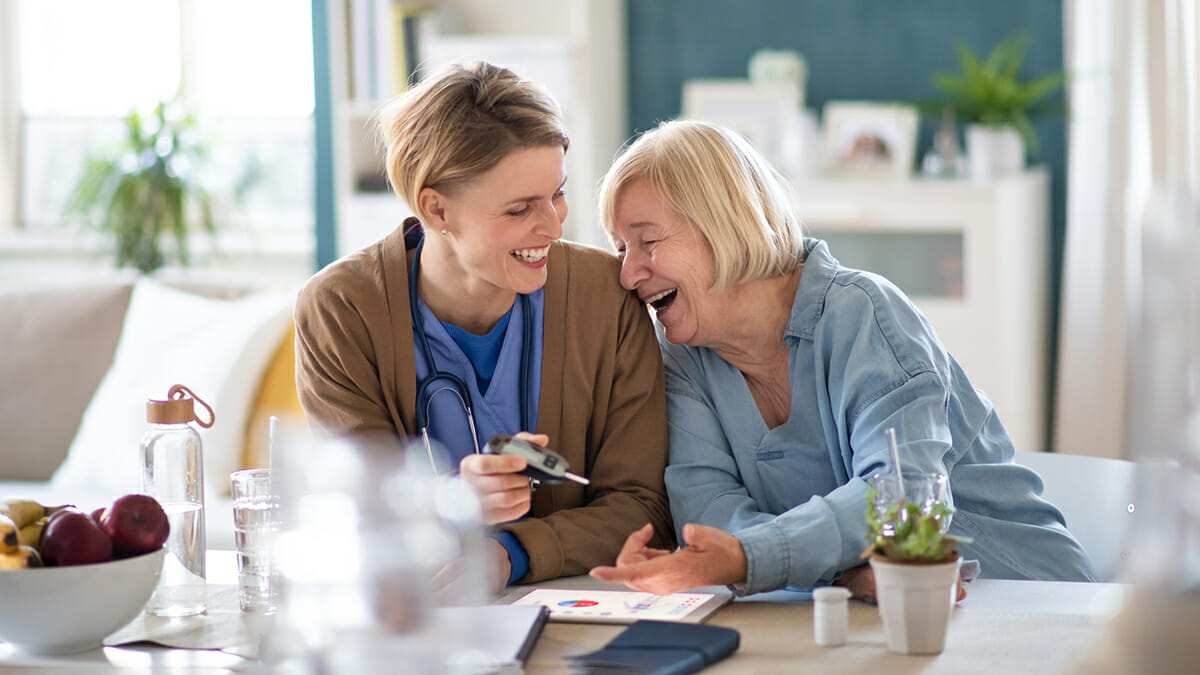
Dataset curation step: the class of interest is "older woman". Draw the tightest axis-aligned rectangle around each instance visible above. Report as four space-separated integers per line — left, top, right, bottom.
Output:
591 120 1094 597
294 62 673 589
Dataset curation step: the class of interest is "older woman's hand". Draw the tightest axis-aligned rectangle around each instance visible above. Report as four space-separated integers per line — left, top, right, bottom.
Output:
459 432 547 525
589 523 748 595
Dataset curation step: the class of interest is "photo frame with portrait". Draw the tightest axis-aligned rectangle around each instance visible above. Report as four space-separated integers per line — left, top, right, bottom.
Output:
820 102 919 179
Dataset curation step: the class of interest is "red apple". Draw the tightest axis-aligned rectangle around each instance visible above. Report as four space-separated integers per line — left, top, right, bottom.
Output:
90 507 106 526
99 494 170 556
40 509 114 566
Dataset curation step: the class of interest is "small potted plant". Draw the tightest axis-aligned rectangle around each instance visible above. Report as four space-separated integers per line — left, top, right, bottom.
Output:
927 30 1066 180
862 475 971 655
66 96 215 274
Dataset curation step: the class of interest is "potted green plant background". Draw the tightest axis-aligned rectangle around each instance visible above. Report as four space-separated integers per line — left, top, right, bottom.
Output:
67 98 215 274
862 473 971 655
928 30 1066 180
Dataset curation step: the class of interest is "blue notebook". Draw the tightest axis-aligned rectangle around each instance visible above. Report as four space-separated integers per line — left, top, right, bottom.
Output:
569 620 740 674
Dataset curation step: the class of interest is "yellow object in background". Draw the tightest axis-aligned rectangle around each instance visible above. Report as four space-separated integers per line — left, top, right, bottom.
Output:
240 320 305 473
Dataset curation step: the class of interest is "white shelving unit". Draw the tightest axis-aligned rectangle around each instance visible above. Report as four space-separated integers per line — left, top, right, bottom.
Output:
323 0 626 257
793 168 1051 453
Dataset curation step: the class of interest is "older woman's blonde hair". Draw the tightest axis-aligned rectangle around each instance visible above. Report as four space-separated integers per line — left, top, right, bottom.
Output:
598 120 805 292
375 61 569 220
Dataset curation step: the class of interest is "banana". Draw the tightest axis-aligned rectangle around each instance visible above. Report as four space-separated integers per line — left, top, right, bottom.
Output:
0 498 70 529
0 545 43 570
17 517 47 549
0 514 18 554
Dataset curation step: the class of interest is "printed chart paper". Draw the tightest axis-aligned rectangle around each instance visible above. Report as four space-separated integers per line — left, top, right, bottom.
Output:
510 588 728 624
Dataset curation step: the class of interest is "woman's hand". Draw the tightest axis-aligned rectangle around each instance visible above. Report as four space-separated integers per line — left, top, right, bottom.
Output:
485 536 513 592
589 523 748 595
835 563 968 603
833 564 876 601
429 537 513 603
459 432 548 525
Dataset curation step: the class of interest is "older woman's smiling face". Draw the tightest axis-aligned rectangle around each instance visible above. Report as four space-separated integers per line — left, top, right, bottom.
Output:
609 179 722 346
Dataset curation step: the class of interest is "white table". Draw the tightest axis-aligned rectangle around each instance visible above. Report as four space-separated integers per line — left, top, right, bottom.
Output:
514 575 1131 674
0 552 1131 674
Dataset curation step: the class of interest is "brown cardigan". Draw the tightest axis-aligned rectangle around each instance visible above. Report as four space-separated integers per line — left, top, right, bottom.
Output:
293 227 674 581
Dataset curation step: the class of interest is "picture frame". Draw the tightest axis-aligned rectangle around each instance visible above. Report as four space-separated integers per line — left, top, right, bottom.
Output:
681 79 801 172
820 102 919 179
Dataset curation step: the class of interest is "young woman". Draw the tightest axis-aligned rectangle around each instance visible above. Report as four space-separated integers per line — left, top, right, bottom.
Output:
294 62 673 589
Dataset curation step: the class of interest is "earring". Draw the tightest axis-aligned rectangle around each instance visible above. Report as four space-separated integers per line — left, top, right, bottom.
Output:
441 228 448 236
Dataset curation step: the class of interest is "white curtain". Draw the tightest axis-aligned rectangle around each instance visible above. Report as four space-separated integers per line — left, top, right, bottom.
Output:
0 1 19 232
1055 0 1200 458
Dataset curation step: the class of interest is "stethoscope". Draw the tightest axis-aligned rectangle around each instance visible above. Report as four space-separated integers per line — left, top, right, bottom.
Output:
407 225 534 473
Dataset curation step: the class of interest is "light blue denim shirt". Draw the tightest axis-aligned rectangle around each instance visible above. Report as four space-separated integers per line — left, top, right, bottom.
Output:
662 238 1096 594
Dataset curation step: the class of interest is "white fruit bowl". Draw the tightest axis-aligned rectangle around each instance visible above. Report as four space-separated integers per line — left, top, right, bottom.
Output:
0 547 165 655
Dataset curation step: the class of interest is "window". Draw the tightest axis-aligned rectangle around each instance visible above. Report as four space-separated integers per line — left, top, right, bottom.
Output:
13 0 314 250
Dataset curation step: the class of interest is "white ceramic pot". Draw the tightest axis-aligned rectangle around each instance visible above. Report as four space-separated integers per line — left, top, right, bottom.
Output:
965 124 1025 182
869 555 961 655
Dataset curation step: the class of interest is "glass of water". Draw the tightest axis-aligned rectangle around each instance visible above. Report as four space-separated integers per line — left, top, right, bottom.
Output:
869 470 954 535
231 468 282 614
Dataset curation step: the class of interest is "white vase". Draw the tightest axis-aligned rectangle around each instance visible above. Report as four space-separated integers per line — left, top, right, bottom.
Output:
869 555 961 654
965 124 1025 182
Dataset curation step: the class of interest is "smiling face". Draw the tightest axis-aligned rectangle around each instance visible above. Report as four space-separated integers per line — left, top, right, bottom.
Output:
426 145 568 299
609 179 725 346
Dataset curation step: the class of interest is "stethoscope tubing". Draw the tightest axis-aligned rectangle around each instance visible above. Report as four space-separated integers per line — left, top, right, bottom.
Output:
408 228 535 463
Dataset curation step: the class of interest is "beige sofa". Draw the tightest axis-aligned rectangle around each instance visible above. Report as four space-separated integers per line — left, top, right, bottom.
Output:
0 274 301 550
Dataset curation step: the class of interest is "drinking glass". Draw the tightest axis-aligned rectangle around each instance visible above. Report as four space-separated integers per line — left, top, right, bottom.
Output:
267 431 508 672
869 470 953 534
231 468 282 614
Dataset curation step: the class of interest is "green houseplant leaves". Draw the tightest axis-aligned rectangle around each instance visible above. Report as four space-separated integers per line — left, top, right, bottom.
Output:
67 98 214 274
863 483 971 564
929 30 1066 154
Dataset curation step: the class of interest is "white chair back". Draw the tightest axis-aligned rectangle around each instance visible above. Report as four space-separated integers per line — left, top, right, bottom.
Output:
1012 451 1136 582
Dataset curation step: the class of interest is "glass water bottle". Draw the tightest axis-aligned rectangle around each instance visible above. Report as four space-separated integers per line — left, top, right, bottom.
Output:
142 384 214 617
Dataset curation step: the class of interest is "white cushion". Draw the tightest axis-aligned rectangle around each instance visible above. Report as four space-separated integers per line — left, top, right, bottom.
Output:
52 277 294 504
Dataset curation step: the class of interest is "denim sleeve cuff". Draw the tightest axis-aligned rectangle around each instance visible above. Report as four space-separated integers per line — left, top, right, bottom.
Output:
733 482 872 595
492 531 530 585
827 479 872 569
735 524 792 595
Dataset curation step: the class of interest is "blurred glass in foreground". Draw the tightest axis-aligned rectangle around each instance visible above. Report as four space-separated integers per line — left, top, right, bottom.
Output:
262 428 510 674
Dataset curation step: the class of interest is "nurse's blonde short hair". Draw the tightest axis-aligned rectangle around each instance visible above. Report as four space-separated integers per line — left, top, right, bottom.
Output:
375 61 569 219
598 120 805 292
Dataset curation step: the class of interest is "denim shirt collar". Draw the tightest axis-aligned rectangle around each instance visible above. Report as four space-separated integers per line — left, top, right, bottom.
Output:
786 238 839 343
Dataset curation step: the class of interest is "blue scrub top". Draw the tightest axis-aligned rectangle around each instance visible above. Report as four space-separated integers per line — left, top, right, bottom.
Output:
412 289 544 469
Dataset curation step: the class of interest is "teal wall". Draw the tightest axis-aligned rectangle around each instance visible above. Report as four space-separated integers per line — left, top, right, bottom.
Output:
627 0 1066 439
311 0 337 269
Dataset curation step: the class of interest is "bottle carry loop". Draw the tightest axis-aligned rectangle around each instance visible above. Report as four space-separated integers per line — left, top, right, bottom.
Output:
168 384 215 428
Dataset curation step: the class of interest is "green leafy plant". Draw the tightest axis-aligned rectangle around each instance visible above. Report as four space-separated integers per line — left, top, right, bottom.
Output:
929 30 1066 154
862 485 971 564
67 98 215 274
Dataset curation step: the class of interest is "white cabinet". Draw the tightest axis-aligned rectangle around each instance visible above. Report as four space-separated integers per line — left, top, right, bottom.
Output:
793 168 1051 453
323 0 625 256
